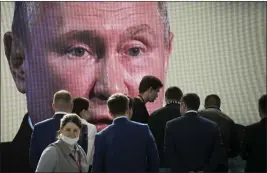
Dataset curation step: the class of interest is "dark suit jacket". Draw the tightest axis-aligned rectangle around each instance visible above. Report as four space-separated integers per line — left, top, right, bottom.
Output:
93 117 160 172
199 107 240 157
0 114 33 172
148 102 181 168
131 98 149 124
164 112 226 172
241 117 267 172
29 113 66 170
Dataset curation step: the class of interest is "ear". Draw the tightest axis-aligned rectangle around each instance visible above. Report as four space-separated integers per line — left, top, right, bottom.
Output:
164 32 174 74
3 32 26 93
52 103 56 111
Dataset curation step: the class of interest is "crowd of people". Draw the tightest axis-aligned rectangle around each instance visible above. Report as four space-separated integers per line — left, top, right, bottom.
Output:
24 75 265 173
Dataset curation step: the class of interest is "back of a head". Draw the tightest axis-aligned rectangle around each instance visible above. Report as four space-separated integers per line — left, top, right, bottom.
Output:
259 94 267 117
181 93 200 111
107 93 129 116
205 94 221 109
53 90 72 111
138 75 163 93
165 86 183 101
72 97 89 117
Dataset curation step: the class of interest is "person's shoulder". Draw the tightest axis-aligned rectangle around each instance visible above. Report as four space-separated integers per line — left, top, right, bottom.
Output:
166 116 183 126
246 121 262 131
198 114 218 127
130 120 148 127
85 122 97 134
150 107 166 116
96 124 113 136
127 121 150 132
34 117 55 128
82 120 96 129
43 143 58 154
133 97 143 105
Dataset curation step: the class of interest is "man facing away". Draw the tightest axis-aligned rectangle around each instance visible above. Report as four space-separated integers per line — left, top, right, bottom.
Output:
165 93 226 172
241 94 266 172
72 97 97 168
131 75 163 124
29 90 73 171
198 94 240 158
148 86 183 170
93 93 160 172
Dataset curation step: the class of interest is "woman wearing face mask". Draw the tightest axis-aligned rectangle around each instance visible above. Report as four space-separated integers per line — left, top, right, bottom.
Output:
36 114 89 172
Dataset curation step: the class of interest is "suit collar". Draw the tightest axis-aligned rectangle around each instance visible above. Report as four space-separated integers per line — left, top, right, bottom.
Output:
53 112 66 119
55 111 68 115
166 102 180 107
112 116 128 124
184 111 198 116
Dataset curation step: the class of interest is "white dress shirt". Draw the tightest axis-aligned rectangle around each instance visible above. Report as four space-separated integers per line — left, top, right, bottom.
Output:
185 110 198 114
80 118 97 165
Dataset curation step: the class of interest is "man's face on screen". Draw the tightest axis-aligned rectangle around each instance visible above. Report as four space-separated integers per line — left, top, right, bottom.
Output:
8 2 173 130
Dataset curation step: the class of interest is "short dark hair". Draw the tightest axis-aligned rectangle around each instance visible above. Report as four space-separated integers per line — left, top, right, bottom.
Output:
60 114 82 130
72 97 89 117
259 94 266 115
165 86 183 101
181 93 200 111
205 94 221 108
138 75 163 93
107 93 129 115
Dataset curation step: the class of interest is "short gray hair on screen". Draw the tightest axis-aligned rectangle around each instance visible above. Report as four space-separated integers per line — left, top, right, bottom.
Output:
12 2 170 46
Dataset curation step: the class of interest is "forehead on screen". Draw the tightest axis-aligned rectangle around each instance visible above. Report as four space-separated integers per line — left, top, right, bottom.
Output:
12 2 170 44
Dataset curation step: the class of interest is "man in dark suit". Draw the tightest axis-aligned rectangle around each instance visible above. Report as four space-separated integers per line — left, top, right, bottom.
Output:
0 113 33 172
93 93 160 172
164 93 226 172
29 90 73 170
241 94 266 172
148 86 183 170
131 75 163 124
198 94 240 158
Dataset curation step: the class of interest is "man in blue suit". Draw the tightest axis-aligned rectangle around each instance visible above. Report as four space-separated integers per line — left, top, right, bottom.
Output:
164 93 227 172
93 93 160 172
29 90 73 170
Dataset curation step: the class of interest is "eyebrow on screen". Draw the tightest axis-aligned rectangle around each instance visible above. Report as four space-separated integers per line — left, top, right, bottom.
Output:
125 24 156 39
49 24 155 51
51 30 101 47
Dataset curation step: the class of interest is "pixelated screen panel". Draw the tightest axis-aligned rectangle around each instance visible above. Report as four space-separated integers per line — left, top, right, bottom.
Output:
1 2 266 142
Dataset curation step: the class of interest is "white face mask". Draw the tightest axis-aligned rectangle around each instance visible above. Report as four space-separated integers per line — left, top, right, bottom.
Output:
61 135 79 145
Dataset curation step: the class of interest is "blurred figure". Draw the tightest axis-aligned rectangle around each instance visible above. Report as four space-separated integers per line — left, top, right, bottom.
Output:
165 93 226 172
72 97 97 167
228 124 246 173
131 75 163 124
93 93 159 172
30 90 73 170
148 86 183 171
199 95 240 156
36 114 89 172
241 94 266 172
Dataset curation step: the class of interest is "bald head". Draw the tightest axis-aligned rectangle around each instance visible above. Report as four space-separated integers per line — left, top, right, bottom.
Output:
12 2 170 45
